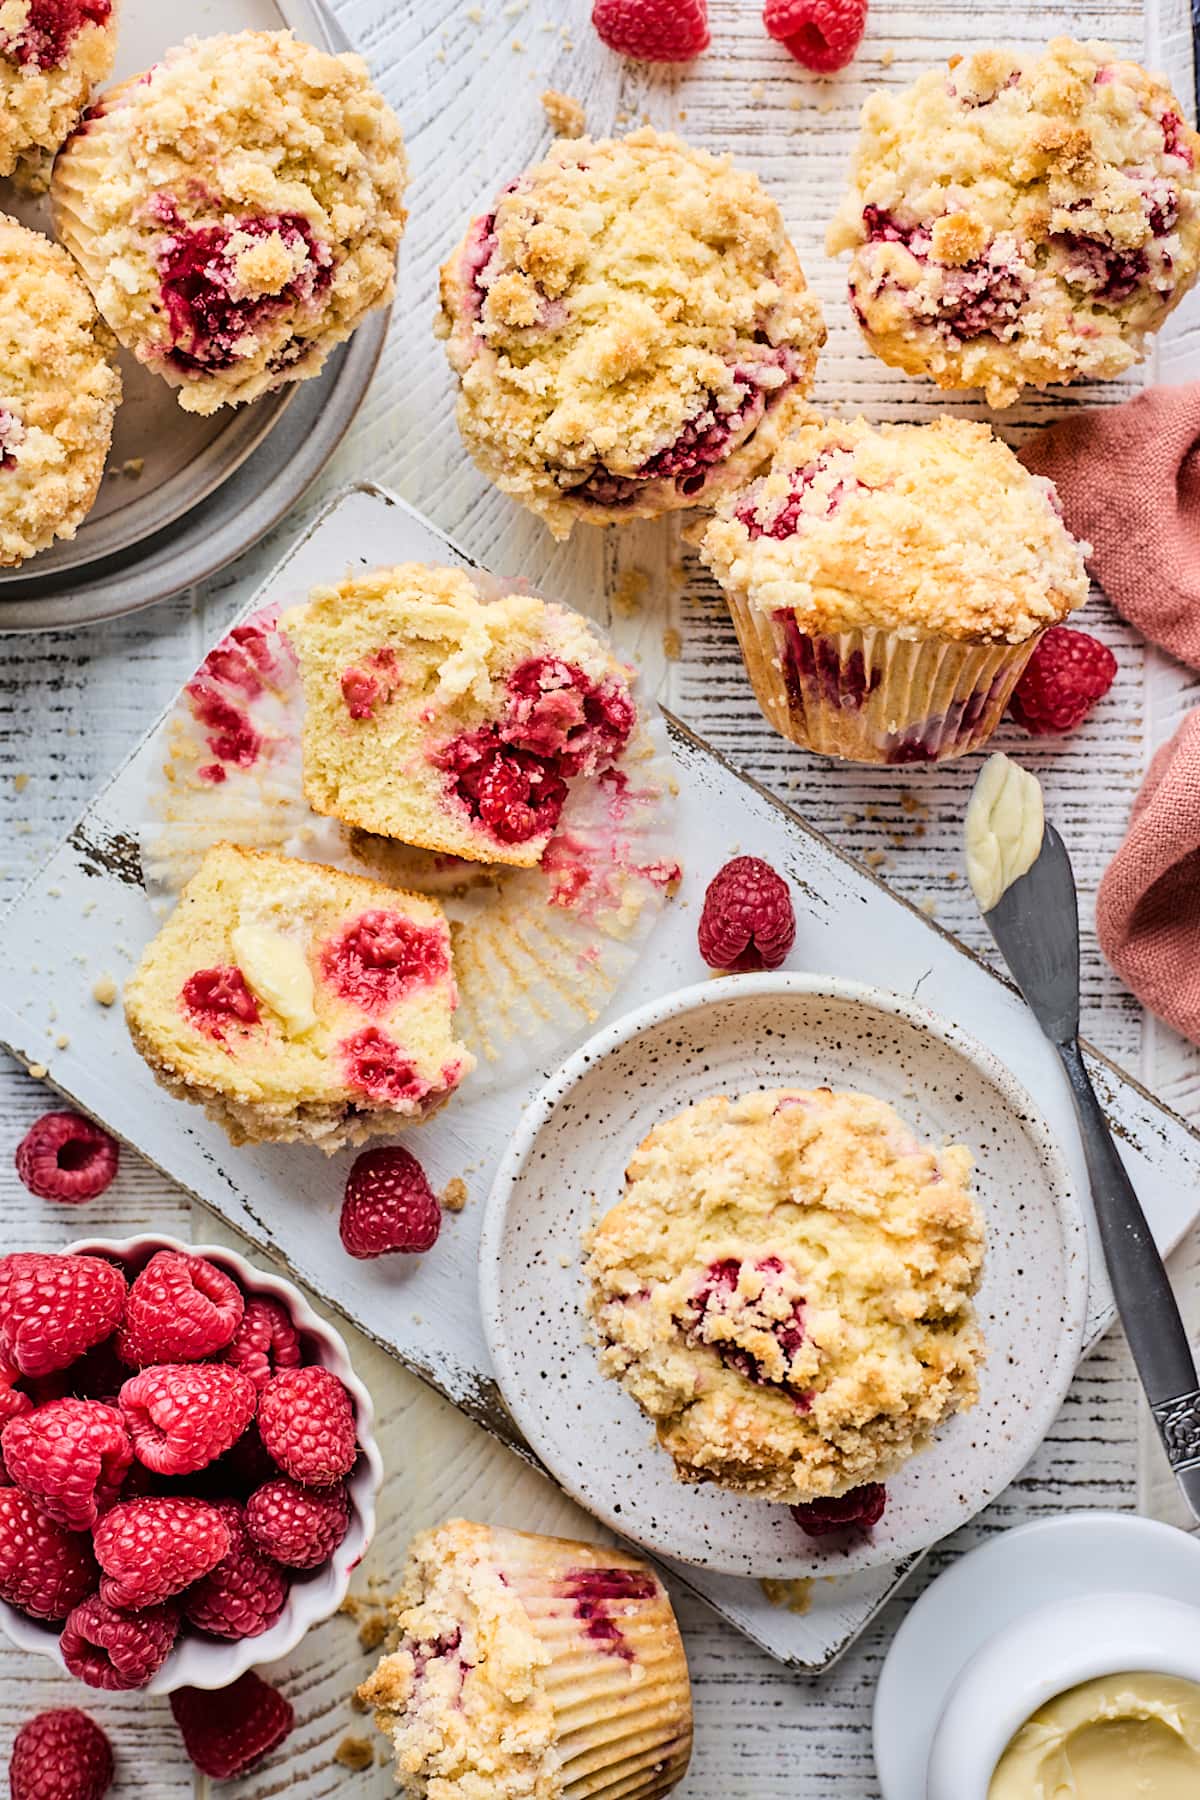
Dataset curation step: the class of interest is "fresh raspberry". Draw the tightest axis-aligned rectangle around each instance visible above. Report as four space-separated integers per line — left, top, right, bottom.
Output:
93 1496 230 1608
9 1708 113 1800
340 1146 442 1259
763 0 867 71
245 1476 350 1569
0 1488 97 1619
791 1482 887 1537
0 1254 126 1379
14 1114 119 1203
257 1366 357 1486
2 1399 132 1530
170 1672 295 1780
1006 626 1118 736
118 1363 257 1476
221 1295 301 1390
698 856 797 972
0 1366 32 1429
114 1250 243 1367
59 1594 179 1691
592 0 708 61
182 1500 289 1641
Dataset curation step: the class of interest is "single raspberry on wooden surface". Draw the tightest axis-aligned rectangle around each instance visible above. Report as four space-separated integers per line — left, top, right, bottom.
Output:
0 1253 126 1378
257 1365 357 1486
1006 626 1118 736
340 1146 442 1258
2 1398 132 1530
9 1708 113 1800
791 1482 887 1536
221 1295 301 1390
93 1495 230 1609
119 1361 257 1476
592 0 709 61
0 1488 97 1619
170 1671 295 1780
764 0 867 71
182 1500 289 1641
245 1476 350 1569
14 1114 120 1203
59 1594 179 1691
115 1249 243 1366
698 855 797 972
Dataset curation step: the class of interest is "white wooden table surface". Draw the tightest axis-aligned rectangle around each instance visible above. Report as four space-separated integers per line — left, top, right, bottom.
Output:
3 1 1200 1794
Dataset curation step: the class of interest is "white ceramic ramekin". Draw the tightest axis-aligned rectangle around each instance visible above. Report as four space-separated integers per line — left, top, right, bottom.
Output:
0 1233 382 1693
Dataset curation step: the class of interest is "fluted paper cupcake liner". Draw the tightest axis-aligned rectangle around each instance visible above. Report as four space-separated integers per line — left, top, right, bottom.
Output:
51 81 142 317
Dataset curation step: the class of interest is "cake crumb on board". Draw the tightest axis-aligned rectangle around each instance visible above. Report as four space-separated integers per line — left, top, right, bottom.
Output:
541 88 586 137
441 1176 469 1213
92 973 118 1006
760 1575 814 1615
334 1736 375 1772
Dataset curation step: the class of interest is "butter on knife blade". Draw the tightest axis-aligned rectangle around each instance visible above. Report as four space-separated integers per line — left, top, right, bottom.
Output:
965 753 1045 914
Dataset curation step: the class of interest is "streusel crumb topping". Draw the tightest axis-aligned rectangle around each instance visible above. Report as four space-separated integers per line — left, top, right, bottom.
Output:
0 0 117 181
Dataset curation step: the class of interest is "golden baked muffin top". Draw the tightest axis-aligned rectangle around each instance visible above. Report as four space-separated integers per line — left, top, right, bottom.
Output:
827 37 1200 405
437 126 825 536
700 414 1090 644
586 1088 986 1504
0 0 117 181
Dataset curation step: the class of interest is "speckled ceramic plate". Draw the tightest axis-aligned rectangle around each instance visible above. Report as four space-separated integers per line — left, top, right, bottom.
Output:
480 974 1090 1578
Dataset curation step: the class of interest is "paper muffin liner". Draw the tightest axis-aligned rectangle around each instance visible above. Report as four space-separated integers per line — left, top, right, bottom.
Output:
725 590 1042 766
140 603 681 1095
50 80 142 311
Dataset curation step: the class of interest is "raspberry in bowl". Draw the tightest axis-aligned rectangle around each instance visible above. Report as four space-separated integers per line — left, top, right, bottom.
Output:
0 0 117 183
0 1233 381 1693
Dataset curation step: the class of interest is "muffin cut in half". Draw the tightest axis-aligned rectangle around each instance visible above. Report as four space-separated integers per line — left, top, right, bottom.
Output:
50 29 408 414
586 1088 986 1503
359 1519 693 1800
0 0 118 183
125 843 473 1151
286 564 638 869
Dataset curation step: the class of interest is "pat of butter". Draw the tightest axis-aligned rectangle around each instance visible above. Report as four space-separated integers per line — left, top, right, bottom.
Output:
989 1671 1200 1799
965 753 1044 915
230 924 317 1037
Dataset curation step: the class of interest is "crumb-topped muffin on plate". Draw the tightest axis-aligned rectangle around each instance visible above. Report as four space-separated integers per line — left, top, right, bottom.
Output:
50 30 407 415
827 37 1200 406
0 215 120 566
700 413 1090 765
0 0 117 182
125 843 473 1150
585 1088 985 1503
437 127 825 537
359 1519 692 1799
286 564 638 870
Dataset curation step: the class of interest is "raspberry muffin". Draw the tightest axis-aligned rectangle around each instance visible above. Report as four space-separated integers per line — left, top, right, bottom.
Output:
50 30 407 415
286 565 638 869
827 38 1200 406
437 127 825 537
586 1088 985 1503
0 0 117 183
359 1519 692 1799
124 843 473 1150
0 215 120 566
700 413 1090 765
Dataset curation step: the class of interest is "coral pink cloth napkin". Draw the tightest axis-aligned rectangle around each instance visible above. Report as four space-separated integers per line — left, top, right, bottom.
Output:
1020 384 1200 1045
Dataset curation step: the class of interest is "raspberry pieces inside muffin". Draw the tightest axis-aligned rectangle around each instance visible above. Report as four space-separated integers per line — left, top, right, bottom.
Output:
437 126 825 536
585 1088 986 1503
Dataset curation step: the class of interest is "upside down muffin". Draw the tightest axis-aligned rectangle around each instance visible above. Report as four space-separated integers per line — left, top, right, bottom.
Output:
0 0 117 182
585 1089 986 1503
50 30 408 413
359 1520 692 1800
437 127 825 537
124 844 473 1150
827 38 1200 405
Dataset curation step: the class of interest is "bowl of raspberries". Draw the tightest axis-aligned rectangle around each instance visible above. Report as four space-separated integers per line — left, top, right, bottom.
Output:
0 1233 381 1692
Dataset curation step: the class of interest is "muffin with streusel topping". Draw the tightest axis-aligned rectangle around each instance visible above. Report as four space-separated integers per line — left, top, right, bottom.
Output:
586 1088 985 1504
827 38 1200 406
0 0 117 183
700 413 1090 765
50 29 407 415
437 127 825 537
0 215 120 566
359 1519 692 1800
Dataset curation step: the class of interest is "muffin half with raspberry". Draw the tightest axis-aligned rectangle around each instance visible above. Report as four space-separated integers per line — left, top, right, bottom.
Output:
0 215 120 566
827 37 1200 405
50 29 407 414
437 126 825 537
700 413 1090 765
0 0 117 184
286 564 638 869
586 1088 985 1503
359 1519 693 1800
124 843 473 1150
